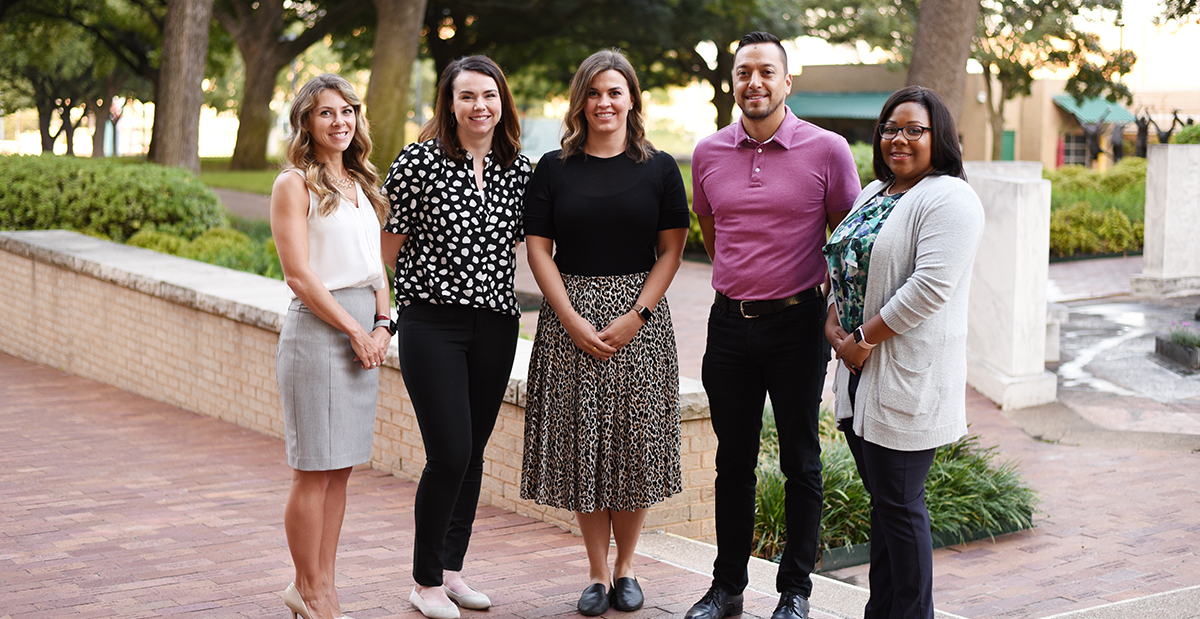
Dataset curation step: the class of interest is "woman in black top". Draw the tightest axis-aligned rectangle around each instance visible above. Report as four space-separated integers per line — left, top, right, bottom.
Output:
381 56 531 619
520 49 690 616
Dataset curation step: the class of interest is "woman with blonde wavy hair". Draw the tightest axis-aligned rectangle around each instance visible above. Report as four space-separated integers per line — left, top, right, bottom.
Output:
271 73 391 619
521 49 689 616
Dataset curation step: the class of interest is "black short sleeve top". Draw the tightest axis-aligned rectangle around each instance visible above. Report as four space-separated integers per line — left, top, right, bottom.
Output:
523 149 690 276
382 139 532 316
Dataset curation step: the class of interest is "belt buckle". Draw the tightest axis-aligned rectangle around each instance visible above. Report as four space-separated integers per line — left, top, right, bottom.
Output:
739 300 758 319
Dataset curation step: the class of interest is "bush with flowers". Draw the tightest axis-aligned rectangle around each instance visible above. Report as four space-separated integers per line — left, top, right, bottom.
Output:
1169 321 1200 348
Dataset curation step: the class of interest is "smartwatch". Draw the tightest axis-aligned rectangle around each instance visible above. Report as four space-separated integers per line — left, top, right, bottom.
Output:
633 304 653 323
854 326 877 349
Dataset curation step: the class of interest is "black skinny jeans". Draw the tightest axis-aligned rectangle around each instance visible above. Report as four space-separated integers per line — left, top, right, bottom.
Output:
701 298 828 597
396 302 519 586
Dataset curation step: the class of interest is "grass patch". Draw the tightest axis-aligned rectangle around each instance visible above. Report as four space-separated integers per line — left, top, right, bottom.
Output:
753 405 1039 562
199 157 281 195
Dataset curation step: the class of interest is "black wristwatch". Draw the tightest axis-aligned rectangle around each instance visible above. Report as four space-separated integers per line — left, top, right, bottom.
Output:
633 304 653 323
374 315 396 335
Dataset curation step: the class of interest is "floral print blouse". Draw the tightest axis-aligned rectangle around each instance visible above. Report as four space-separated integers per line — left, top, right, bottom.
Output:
823 188 904 332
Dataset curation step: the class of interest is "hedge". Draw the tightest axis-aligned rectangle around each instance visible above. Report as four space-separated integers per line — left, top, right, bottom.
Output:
0 154 226 242
754 406 1039 562
1176 125 1200 145
1045 158 1146 256
127 225 283 280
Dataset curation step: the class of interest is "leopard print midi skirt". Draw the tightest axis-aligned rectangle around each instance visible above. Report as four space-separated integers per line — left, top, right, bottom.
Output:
520 271 682 513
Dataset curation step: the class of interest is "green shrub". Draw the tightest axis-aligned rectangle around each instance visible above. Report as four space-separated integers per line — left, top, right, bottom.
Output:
0 154 226 241
127 230 188 255
1045 158 1146 254
1175 125 1200 145
1099 157 1147 194
125 226 283 280
849 141 875 188
1170 322 1200 347
754 406 1039 560
1045 164 1103 195
1049 202 1141 257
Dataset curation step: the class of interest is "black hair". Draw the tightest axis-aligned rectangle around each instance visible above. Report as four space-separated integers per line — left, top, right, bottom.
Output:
735 31 787 66
871 85 966 184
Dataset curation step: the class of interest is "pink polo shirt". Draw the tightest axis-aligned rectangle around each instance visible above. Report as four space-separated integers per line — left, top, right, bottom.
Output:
692 109 860 300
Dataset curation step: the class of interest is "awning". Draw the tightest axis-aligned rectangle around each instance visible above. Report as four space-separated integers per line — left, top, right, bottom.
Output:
785 91 893 120
1052 94 1137 124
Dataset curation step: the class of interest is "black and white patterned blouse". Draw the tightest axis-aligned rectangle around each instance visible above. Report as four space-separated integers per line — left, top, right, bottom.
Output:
383 139 532 317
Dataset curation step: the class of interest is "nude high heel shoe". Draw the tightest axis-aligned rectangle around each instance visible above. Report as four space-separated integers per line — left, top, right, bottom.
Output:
283 582 313 619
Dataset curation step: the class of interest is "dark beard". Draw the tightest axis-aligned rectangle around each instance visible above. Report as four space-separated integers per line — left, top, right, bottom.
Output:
739 99 780 120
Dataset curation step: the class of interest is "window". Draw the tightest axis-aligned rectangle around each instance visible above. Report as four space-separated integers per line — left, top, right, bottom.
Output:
1062 134 1087 166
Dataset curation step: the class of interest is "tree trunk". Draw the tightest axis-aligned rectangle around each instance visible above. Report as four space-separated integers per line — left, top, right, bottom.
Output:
982 72 1006 161
229 55 280 170
907 0 981 125
60 103 77 156
710 45 736 129
37 101 55 153
217 0 368 170
366 0 428 172
153 0 214 174
87 73 127 159
89 105 108 158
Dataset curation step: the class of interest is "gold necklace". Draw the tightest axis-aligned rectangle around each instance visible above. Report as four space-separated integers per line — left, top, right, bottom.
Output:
329 174 354 189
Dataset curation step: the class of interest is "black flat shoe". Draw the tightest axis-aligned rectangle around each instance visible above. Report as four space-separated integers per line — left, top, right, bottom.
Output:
578 582 610 616
684 585 743 619
609 577 644 612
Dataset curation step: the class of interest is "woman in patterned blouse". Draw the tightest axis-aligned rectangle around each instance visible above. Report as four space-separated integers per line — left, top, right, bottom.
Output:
381 56 531 619
823 86 984 619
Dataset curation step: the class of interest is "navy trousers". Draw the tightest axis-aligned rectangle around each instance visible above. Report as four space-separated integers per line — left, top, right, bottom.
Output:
841 375 937 619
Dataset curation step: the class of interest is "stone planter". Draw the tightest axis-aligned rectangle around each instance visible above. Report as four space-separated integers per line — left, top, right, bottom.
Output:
1155 336 1200 370
815 518 1031 572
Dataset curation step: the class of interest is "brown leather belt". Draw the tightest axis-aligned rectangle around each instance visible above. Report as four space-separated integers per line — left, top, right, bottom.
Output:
714 287 822 318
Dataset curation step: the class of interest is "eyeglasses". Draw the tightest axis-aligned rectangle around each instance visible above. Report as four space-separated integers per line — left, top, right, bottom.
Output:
878 124 930 141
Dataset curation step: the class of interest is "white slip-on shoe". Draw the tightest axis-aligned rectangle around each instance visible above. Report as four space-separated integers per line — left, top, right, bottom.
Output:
444 584 491 610
410 587 460 619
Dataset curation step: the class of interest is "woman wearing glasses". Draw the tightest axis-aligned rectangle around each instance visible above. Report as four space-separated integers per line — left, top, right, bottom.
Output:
822 85 984 619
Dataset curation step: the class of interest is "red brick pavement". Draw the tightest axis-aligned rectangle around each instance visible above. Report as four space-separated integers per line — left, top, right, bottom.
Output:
0 352 804 619
825 388 1200 618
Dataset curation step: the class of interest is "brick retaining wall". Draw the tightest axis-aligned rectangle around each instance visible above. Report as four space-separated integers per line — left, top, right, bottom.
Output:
0 230 716 540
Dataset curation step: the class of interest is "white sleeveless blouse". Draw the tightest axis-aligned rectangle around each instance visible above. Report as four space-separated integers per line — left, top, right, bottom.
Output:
284 169 386 298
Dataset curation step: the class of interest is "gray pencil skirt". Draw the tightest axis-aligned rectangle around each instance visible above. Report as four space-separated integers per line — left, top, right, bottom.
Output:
276 286 379 471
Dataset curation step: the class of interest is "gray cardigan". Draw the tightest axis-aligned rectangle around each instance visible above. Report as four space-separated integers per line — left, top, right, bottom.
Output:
831 174 985 452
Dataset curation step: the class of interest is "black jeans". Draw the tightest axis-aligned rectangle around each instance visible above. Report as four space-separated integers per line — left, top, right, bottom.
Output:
397 302 519 586
840 380 937 619
701 298 828 597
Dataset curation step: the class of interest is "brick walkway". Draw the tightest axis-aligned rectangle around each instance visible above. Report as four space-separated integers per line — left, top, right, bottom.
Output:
0 352 794 619
8 192 1196 618
823 388 1200 618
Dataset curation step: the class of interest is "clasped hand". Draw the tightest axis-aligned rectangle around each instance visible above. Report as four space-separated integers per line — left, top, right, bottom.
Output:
565 312 644 361
826 323 872 375
351 327 390 370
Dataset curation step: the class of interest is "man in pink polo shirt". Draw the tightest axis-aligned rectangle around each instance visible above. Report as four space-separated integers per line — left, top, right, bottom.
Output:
684 31 860 619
